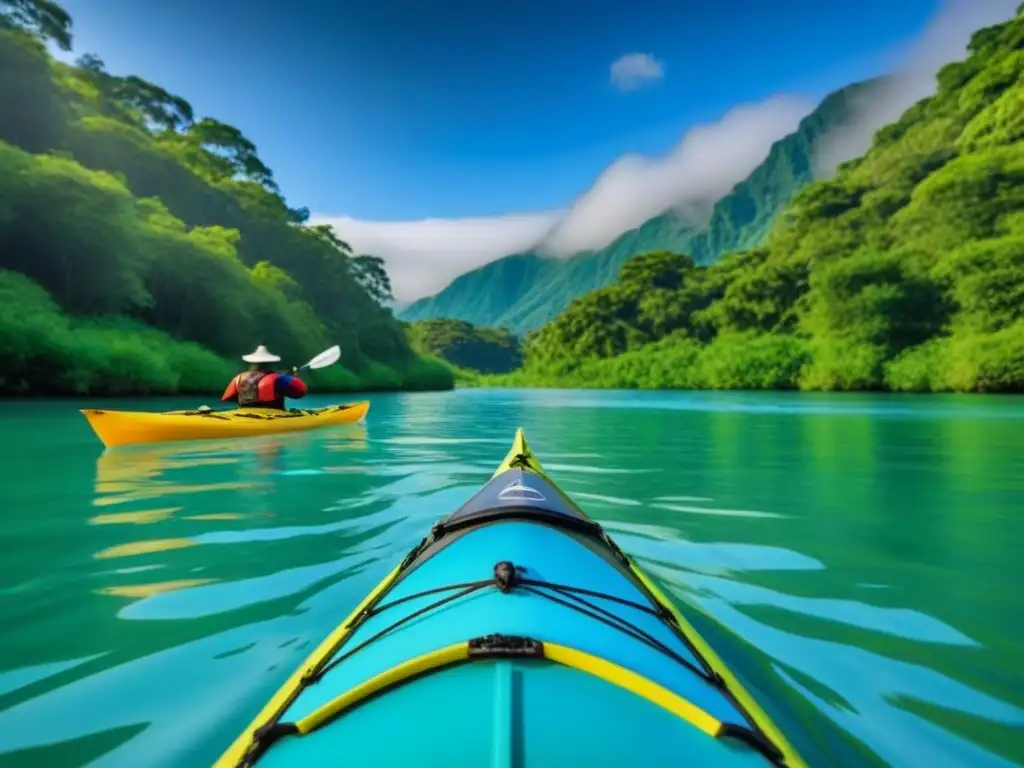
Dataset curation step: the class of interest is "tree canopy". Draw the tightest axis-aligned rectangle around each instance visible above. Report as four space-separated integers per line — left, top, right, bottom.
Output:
0 1 452 395
406 319 523 374
1 0 71 50
491 6 1024 393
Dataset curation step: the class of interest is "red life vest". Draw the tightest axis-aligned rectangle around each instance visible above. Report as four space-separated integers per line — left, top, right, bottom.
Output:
233 371 284 408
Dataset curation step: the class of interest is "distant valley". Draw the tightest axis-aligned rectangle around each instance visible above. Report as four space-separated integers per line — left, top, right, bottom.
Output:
399 78 883 335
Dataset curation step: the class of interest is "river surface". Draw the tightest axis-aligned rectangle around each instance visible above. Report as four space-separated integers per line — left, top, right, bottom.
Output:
0 389 1022 767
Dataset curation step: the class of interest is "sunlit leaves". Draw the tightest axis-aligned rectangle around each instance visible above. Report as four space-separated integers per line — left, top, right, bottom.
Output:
510 6 1024 393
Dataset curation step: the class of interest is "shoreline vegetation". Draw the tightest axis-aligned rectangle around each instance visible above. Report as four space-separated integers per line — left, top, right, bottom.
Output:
4 3 1023 399
414 6 1024 395
0 2 453 398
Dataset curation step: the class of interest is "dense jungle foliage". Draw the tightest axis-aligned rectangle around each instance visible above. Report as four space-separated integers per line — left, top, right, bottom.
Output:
405 319 522 374
0 0 452 395
491 6 1024 393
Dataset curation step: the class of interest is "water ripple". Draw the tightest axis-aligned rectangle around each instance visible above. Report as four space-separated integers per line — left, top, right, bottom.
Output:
0 390 1021 767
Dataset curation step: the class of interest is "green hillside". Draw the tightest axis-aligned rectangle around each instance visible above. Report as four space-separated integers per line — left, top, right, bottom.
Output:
399 78 876 335
0 2 452 395
398 251 557 329
405 319 522 374
497 215 701 333
491 5 1024 393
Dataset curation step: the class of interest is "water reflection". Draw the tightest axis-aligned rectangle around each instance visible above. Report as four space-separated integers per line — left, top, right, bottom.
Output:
87 425 372 603
98 579 217 599
95 538 198 559
89 507 182 525
0 425 478 766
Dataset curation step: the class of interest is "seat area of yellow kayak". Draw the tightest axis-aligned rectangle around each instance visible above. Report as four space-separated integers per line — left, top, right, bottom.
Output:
80 401 370 448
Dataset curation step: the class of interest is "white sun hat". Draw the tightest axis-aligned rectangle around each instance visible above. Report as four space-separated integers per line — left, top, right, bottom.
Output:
242 345 281 364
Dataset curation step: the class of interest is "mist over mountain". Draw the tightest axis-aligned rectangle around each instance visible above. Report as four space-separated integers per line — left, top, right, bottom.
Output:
399 79 878 334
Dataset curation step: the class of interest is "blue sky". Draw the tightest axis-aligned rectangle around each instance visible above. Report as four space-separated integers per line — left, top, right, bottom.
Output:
60 0 943 220
58 0 1017 302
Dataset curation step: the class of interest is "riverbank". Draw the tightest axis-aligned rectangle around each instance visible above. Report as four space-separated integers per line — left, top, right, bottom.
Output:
465 328 1024 395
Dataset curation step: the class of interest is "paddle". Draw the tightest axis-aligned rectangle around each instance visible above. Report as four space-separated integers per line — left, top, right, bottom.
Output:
195 345 341 413
292 345 341 374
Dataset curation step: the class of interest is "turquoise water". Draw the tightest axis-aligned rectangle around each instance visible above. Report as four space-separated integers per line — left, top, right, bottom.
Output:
0 389 1022 766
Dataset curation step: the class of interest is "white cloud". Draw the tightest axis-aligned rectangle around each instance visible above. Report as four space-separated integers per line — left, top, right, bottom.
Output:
539 94 812 255
313 0 1020 305
315 95 809 303
307 211 562 306
813 0 1020 176
609 52 664 91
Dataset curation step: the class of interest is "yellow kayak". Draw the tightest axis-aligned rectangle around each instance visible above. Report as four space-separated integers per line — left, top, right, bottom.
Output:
80 401 371 448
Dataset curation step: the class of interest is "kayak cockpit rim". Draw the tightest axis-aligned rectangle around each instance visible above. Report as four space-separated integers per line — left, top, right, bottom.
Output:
236 635 787 767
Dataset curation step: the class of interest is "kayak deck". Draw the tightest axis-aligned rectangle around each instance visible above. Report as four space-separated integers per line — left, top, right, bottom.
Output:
258 661 769 767
80 401 370 448
215 429 805 768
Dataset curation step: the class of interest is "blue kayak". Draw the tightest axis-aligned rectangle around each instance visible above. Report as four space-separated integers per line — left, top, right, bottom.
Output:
215 429 807 767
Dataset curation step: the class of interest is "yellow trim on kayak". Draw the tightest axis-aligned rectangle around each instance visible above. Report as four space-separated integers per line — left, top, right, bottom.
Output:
290 640 722 742
295 643 469 734
491 427 544 477
212 561 404 768
496 428 807 768
625 561 808 768
543 642 721 737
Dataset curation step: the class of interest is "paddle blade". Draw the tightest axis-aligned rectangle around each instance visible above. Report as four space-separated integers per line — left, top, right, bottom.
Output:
301 345 341 371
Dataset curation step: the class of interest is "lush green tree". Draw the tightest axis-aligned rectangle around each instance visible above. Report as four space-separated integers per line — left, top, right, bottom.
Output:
117 76 195 132
696 249 808 335
407 318 522 374
187 117 277 190
936 236 1024 333
0 0 71 50
0 2 453 395
0 143 151 315
0 29 67 152
494 4 1024 394
618 250 694 290
71 55 194 133
352 254 393 306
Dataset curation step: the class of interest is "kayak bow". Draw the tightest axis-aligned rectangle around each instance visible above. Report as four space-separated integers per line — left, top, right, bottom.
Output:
215 428 806 768
80 402 370 448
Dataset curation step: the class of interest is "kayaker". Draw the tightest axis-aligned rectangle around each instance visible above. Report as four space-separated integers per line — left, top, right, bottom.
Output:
221 345 308 410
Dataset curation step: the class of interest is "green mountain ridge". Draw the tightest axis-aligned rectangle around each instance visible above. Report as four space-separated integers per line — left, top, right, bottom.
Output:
399 78 881 336
489 4 1024 395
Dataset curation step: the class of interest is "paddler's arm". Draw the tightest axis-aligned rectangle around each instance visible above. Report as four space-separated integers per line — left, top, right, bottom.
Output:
275 372 308 400
221 376 239 402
